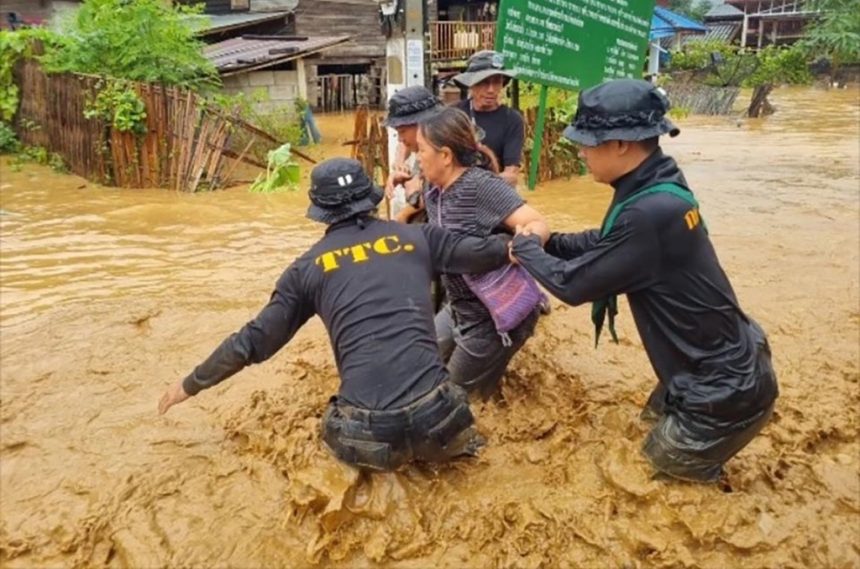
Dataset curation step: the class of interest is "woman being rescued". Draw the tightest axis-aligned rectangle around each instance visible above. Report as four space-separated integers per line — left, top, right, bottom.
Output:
415 106 550 398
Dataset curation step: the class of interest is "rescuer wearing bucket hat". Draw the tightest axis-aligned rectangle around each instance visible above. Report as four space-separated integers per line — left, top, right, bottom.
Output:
159 158 515 471
383 86 443 222
510 79 779 483
452 50 524 186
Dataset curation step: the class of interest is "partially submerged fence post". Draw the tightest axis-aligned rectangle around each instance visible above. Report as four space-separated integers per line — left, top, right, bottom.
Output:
348 105 388 185
748 84 775 118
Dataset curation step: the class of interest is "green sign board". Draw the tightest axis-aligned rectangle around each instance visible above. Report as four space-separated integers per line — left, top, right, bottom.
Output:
494 0 656 91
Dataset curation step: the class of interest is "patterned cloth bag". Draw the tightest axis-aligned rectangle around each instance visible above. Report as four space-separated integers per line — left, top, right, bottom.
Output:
437 188 544 345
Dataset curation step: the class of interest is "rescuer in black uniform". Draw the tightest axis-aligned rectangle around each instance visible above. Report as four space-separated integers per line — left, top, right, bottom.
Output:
158 158 513 471
510 79 779 483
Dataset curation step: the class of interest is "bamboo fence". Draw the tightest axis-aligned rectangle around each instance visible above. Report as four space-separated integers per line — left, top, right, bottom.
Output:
14 60 284 192
665 83 741 116
348 105 389 185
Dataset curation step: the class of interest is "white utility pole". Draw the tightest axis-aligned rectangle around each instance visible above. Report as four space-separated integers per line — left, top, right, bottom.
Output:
648 41 661 77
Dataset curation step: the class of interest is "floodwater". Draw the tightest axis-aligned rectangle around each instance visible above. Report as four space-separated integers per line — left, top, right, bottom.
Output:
1 87 858 568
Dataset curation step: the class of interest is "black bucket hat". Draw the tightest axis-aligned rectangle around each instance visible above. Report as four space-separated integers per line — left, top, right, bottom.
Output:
383 86 442 128
452 50 516 88
306 158 384 224
563 79 680 147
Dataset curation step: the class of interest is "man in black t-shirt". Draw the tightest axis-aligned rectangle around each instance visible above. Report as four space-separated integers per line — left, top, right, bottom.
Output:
452 50 524 187
158 158 512 471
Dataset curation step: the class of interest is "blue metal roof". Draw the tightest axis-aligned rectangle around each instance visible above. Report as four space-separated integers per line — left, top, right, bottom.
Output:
650 6 708 40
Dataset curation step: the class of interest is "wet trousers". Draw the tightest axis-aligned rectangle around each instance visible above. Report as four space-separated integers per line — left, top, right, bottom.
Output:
321 381 482 471
640 347 778 483
435 303 539 398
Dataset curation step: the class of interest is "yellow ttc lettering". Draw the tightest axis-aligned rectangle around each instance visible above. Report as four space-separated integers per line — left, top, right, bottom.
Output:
314 235 414 273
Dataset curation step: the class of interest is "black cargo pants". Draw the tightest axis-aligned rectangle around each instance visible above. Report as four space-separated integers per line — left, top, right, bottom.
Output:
321 381 483 471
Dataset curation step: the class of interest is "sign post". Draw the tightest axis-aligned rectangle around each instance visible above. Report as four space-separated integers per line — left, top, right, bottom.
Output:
494 0 655 189
527 85 548 191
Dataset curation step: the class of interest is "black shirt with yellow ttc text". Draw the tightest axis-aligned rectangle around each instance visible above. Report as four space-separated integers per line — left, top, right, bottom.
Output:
182 217 510 410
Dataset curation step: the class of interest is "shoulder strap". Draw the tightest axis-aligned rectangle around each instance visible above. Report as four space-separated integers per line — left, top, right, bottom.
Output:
601 183 699 237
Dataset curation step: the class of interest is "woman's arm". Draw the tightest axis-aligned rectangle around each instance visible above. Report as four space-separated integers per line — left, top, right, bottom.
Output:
503 204 550 245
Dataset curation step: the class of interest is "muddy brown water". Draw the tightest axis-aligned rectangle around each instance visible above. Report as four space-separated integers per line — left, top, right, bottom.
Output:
1 87 858 568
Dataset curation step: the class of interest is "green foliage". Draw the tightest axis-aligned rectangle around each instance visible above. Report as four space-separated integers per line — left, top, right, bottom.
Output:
516 83 585 180
84 79 147 134
210 90 308 162
517 82 578 123
0 121 20 153
800 0 860 65
249 143 300 193
41 0 219 91
668 105 691 119
0 28 61 121
669 42 812 87
746 45 812 87
669 40 737 72
14 144 68 173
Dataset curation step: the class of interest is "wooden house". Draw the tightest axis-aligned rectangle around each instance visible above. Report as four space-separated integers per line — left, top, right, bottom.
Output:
291 0 386 111
723 0 818 49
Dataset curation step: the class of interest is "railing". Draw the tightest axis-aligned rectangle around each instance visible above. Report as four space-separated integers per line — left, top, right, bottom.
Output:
315 73 384 113
430 21 496 62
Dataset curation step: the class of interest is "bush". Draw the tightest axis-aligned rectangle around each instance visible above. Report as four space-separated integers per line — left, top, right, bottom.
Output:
13 144 68 173
518 82 578 124
83 79 148 134
2 1 219 143
800 0 860 66
0 28 61 122
747 45 812 87
669 40 737 73
41 0 219 92
668 42 812 87
0 121 20 153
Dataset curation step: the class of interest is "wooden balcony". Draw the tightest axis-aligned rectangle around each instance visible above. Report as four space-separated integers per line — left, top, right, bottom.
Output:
430 20 496 62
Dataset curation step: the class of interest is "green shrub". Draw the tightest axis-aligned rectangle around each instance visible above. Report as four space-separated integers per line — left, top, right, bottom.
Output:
669 42 812 87
800 0 860 66
42 0 219 91
14 144 68 173
0 28 61 122
83 79 147 134
0 121 20 153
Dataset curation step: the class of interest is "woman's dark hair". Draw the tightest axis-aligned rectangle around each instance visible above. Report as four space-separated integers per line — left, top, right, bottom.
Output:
418 107 500 173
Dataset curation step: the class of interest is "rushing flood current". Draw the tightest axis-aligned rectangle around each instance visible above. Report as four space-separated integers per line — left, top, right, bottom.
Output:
1 87 858 568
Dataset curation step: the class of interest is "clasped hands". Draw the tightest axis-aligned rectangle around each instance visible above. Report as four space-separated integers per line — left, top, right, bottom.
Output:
508 223 542 264
385 164 421 200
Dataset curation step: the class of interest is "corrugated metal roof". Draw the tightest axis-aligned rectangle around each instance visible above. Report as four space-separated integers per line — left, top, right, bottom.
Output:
252 0 299 11
191 11 291 35
204 35 351 75
651 7 708 40
705 4 745 19
684 22 742 45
